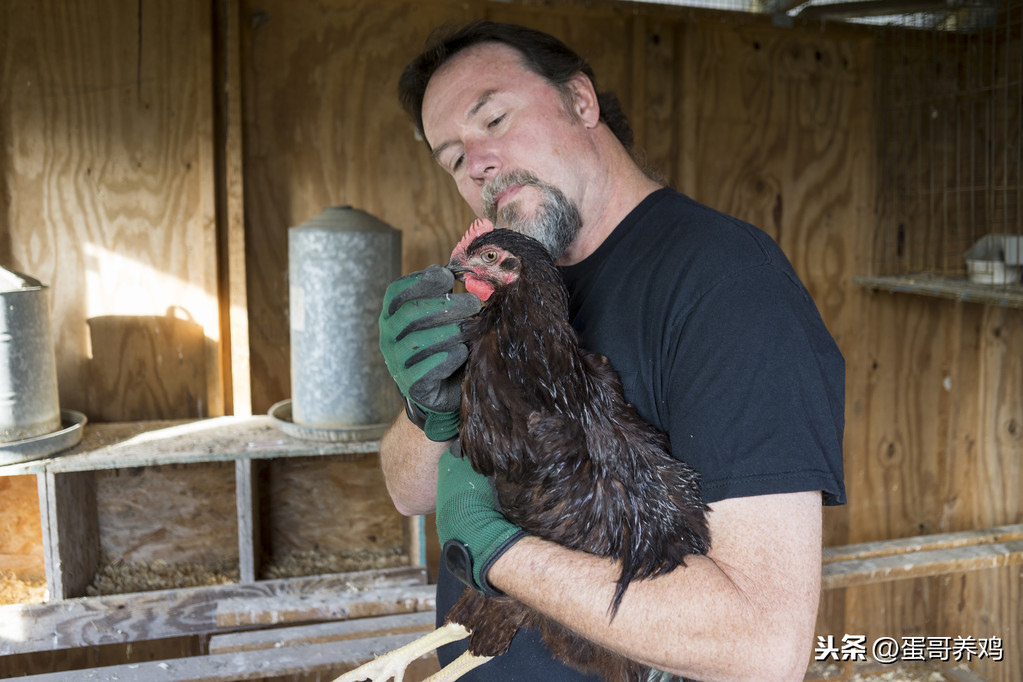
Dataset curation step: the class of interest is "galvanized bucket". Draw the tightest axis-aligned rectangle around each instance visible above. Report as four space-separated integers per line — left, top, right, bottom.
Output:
0 267 61 442
288 206 402 432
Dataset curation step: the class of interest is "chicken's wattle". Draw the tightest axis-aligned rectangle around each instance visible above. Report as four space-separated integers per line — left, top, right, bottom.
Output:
463 276 495 302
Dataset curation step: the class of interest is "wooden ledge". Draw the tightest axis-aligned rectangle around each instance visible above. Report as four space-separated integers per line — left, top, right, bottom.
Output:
822 524 1023 589
12 631 431 681
0 417 381 477
0 566 427 656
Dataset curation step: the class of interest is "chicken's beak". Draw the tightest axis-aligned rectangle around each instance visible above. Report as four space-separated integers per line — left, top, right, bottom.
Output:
447 262 469 280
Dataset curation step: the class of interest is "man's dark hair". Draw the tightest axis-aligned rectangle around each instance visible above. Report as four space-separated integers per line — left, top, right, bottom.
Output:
398 21 634 152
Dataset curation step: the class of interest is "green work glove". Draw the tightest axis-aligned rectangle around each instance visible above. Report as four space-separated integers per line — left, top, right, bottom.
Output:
379 265 481 441
436 441 526 596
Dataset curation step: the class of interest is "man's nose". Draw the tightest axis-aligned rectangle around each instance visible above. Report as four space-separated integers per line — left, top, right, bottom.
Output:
466 143 501 185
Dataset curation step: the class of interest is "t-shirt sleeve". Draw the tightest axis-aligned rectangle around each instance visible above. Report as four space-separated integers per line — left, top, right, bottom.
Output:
665 265 846 506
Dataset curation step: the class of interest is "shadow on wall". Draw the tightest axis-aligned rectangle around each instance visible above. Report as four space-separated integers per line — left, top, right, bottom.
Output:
86 308 207 422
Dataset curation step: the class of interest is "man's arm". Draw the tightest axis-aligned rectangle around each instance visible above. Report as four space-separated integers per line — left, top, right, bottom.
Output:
379 412 448 516
488 490 822 682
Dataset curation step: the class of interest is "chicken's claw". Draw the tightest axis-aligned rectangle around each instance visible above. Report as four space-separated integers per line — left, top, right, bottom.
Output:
424 650 494 681
333 622 472 682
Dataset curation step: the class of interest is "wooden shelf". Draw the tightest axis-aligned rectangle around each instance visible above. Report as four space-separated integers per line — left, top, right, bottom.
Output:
852 274 1023 308
0 417 381 477
0 566 431 657
0 418 422 603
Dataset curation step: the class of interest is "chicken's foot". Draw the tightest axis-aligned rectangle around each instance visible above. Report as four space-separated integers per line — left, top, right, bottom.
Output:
333 622 471 682
423 650 494 681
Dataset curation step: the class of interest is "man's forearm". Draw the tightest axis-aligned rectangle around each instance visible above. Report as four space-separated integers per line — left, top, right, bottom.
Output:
379 413 450 516
487 492 823 682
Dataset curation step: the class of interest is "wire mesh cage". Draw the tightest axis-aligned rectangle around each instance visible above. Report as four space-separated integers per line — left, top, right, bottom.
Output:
873 0 1023 297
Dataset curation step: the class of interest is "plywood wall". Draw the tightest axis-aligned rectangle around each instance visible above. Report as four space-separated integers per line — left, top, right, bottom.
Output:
1 0 1020 678
0 0 222 420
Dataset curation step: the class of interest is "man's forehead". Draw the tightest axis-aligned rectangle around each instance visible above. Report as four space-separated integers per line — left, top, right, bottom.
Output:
432 41 528 87
422 43 530 136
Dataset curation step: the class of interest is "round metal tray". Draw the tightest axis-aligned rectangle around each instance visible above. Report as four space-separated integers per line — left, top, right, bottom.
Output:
0 409 88 467
268 399 388 442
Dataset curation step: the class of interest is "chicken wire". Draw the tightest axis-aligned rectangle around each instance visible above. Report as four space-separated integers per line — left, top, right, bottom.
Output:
873 0 1023 290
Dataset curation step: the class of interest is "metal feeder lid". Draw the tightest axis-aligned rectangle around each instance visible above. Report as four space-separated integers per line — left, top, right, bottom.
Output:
0 266 46 293
291 206 400 234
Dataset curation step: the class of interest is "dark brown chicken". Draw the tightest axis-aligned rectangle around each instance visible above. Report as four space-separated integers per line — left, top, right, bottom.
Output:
440 220 711 681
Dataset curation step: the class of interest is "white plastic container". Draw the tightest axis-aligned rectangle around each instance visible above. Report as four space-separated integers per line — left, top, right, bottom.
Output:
963 234 1023 285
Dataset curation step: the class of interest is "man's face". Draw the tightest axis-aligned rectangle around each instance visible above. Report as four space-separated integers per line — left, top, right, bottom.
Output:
421 42 589 258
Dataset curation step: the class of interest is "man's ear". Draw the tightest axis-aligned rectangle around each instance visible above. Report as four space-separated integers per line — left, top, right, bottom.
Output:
565 72 601 128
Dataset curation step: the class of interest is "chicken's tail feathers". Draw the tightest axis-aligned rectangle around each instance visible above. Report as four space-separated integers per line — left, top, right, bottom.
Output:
606 578 629 622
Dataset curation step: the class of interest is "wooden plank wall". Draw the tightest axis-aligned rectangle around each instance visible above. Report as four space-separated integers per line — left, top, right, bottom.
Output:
0 0 222 420
1 0 1020 679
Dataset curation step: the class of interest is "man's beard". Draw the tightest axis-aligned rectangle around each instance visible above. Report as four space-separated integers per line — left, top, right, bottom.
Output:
481 170 582 260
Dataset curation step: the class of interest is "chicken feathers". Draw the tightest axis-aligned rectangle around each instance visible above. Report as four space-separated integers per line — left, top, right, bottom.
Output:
444 222 711 681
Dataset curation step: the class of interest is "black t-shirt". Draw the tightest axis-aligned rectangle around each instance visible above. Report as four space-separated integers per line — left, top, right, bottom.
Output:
436 187 846 677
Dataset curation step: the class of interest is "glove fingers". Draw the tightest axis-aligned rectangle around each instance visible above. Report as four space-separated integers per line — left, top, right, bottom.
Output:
387 265 455 315
404 328 467 368
387 324 466 404
395 293 481 339
408 343 469 412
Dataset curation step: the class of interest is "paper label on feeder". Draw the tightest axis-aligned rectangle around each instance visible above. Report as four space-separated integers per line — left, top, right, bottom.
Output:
291 285 305 332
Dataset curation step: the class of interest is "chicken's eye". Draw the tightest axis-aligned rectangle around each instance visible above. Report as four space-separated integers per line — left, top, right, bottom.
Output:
482 250 498 263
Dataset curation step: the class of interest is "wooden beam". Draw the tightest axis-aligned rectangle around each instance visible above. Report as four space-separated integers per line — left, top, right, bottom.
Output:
216 583 436 627
823 523 1023 564
208 610 435 654
823 536 1023 589
797 0 952 20
12 631 432 682
39 470 99 600
212 0 251 416
195 0 224 418
852 275 1023 309
0 566 426 656
34 418 379 475
234 458 261 583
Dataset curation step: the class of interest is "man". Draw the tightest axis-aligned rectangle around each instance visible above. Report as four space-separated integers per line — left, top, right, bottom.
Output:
378 21 845 681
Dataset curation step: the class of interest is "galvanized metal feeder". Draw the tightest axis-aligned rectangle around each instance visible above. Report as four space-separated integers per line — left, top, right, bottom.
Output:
0 267 86 465
270 206 402 442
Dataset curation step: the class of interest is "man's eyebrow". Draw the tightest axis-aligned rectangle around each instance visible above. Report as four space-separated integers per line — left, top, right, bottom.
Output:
430 90 499 162
467 89 497 118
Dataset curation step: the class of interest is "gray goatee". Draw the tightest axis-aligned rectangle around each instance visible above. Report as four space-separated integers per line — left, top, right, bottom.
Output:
482 170 582 260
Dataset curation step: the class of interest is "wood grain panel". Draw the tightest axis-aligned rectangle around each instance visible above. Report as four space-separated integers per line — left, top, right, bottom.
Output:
637 18 682 185
937 566 1022 681
935 303 1023 682
93 462 237 565
0 0 221 419
0 475 45 581
844 294 947 639
264 455 404 558
856 295 953 543
240 0 476 412
86 314 207 421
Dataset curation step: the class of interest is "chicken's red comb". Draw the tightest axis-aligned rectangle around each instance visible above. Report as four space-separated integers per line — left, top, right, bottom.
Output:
451 218 495 261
